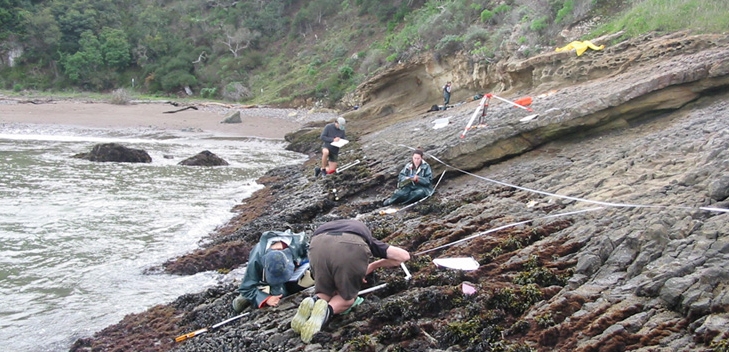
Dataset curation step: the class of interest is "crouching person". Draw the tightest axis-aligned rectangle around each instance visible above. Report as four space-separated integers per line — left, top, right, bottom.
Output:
290 219 410 343
232 229 313 312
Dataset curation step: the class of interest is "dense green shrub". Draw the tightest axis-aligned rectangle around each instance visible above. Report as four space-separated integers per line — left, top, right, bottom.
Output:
160 70 196 92
530 16 549 32
481 9 494 22
435 34 463 56
338 65 354 80
555 0 575 24
200 87 217 98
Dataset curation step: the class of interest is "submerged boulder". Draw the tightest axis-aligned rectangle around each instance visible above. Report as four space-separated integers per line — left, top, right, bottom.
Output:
72 143 152 163
178 150 229 166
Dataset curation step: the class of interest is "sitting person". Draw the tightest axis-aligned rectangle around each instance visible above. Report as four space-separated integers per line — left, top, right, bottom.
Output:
383 148 433 206
232 230 313 312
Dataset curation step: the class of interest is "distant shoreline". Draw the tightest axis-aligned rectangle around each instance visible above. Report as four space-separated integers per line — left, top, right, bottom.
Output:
0 98 339 139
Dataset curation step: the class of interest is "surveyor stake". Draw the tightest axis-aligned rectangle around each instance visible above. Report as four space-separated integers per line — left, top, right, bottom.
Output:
175 312 251 342
460 93 533 138
460 96 489 138
336 159 360 173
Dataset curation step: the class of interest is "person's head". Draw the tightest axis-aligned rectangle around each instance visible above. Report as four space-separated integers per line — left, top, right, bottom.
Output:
262 247 294 285
412 148 424 166
446 82 451 86
336 117 346 131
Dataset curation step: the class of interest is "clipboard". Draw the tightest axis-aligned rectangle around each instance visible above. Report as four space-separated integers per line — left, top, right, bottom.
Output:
289 262 310 282
330 139 349 148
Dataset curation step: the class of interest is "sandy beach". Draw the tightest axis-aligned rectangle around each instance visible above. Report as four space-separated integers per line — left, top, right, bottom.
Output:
0 99 338 139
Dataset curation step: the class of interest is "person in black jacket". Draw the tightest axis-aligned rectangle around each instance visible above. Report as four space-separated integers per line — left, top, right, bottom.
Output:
315 117 346 177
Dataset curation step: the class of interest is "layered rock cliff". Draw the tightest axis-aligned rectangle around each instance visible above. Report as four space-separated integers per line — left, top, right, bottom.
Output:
72 32 729 352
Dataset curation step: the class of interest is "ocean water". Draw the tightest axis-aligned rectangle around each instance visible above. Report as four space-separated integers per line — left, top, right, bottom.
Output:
0 123 307 351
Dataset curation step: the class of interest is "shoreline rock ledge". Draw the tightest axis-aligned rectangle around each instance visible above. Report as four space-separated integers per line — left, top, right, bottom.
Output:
72 33 729 352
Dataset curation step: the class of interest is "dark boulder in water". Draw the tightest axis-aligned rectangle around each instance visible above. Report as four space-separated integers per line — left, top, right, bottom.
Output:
178 150 229 166
72 143 152 163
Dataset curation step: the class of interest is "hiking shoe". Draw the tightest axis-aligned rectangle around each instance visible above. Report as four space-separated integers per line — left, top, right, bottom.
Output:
291 297 315 334
301 299 331 343
383 198 393 206
231 295 250 313
314 167 321 177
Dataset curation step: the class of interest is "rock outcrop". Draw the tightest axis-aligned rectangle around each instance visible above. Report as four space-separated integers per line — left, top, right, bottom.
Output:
71 32 729 352
177 151 229 167
72 143 152 163
220 110 242 124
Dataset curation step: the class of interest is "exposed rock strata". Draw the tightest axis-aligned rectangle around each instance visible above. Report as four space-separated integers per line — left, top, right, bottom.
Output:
72 33 729 352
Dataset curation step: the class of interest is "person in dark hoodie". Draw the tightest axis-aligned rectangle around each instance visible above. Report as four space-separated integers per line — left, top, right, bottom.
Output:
383 148 433 206
315 117 346 177
231 230 313 312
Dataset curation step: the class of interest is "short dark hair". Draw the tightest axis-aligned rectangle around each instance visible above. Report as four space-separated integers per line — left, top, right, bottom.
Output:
413 148 424 157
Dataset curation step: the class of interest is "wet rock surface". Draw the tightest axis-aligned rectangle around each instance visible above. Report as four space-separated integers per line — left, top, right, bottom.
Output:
177 150 229 167
72 33 729 352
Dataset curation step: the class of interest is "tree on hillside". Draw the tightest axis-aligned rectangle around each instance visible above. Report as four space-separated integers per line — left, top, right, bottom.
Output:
235 0 289 43
127 6 172 67
19 8 62 63
0 0 22 39
61 30 103 84
218 24 259 58
308 0 339 24
100 27 131 69
44 0 119 55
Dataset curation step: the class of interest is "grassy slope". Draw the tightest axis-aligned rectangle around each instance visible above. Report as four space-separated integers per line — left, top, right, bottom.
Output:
245 0 728 108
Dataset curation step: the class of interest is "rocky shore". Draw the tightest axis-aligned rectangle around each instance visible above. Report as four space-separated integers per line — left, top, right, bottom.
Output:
71 32 729 352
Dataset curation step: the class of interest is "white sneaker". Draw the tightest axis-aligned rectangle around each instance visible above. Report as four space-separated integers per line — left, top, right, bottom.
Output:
291 297 314 334
301 299 331 343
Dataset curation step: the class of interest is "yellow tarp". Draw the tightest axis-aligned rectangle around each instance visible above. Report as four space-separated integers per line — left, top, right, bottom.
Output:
555 40 605 56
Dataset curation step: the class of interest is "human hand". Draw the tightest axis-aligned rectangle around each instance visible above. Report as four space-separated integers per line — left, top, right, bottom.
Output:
266 295 283 306
333 137 340 142
413 175 419 183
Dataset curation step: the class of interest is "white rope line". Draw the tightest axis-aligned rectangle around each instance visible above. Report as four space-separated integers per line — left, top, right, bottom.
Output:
414 207 604 256
386 141 728 214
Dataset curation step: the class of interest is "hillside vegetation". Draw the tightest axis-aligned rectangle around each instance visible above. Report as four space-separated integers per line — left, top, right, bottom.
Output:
0 0 727 107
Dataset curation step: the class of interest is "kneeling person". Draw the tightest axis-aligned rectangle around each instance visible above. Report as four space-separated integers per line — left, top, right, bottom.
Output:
291 219 410 343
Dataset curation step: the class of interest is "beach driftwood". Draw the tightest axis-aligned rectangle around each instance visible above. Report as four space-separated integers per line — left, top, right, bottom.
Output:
163 106 199 113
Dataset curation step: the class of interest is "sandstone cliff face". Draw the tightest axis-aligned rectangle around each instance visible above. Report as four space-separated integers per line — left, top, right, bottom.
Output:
72 32 729 352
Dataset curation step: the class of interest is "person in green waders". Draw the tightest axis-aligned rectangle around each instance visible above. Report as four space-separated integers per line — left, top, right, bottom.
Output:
383 148 433 206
